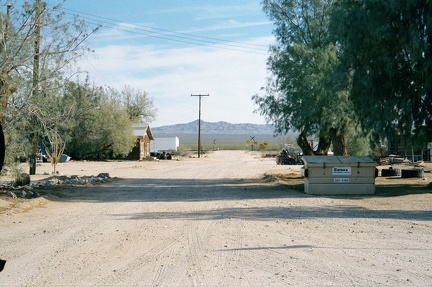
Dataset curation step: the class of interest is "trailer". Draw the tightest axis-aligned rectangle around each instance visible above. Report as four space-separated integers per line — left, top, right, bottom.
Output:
150 137 179 153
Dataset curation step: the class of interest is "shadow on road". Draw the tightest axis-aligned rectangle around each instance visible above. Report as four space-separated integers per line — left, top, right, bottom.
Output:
41 177 304 202
37 176 432 222
110 202 432 222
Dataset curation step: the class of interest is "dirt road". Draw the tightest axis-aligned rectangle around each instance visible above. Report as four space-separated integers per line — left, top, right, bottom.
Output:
1 151 431 286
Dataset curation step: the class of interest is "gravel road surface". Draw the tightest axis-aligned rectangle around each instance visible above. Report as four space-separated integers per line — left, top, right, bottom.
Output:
1 150 431 286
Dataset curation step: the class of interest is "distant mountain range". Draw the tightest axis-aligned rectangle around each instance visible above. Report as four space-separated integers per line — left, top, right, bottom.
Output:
152 120 275 135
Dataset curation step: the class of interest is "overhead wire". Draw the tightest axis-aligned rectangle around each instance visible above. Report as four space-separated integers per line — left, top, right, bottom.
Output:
47 4 270 55
41 3 272 90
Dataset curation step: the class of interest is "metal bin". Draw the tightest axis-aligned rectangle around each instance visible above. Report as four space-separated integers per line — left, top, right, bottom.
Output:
301 156 377 195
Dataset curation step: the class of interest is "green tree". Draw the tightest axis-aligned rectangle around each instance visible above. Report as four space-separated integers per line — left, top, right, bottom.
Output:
254 0 358 156
1 3 22 174
62 77 100 159
34 81 75 174
86 95 136 160
0 0 92 174
62 81 139 160
331 0 432 146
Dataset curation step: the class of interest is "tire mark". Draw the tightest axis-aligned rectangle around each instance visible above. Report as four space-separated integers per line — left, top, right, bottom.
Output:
186 223 210 286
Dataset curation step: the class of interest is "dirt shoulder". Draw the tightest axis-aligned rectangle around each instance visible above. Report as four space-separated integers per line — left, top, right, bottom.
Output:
0 151 431 286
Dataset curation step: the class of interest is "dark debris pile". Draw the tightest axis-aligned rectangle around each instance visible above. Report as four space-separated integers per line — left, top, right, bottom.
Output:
1 173 111 199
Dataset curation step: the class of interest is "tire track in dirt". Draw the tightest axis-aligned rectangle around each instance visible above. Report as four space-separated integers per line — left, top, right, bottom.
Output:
91 231 187 286
149 237 184 286
226 218 252 286
2 151 431 286
185 223 210 286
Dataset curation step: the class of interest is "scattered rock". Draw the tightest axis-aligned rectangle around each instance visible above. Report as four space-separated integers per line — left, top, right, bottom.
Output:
2 173 111 200
44 179 60 187
7 191 17 199
97 173 110 179
17 190 27 198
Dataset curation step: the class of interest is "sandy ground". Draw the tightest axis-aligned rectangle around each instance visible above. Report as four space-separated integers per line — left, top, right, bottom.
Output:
0 150 431 286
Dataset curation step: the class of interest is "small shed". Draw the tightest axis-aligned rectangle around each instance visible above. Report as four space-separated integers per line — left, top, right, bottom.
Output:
128 123 154 160
301 156 377 195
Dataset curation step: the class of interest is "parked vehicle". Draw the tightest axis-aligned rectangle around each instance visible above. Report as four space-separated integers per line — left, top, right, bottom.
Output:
276 149 303 165
151 151 172 160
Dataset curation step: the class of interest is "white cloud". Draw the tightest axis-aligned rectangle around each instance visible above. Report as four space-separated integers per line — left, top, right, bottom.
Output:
150 3 261 20
180 20 272 36
78 36 273 127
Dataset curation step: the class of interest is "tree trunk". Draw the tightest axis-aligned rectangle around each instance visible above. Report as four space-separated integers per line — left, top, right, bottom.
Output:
296 130 331 155
296 131 314 155
0 125 4 173
330 128 348 156
315 134 331 155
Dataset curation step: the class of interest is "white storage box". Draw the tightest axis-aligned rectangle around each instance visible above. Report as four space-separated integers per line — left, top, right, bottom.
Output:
301 156 377 195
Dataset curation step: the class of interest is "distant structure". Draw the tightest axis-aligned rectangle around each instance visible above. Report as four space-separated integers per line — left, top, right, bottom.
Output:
128 123 153 160
150 137 179 153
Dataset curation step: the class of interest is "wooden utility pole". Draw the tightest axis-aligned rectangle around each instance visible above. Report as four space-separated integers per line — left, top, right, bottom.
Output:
30 0 41 175
191 94 209 158
3 4 12 44
0 4 13 175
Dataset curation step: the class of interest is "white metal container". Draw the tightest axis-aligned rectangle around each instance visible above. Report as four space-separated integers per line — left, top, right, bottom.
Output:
301 156 377 195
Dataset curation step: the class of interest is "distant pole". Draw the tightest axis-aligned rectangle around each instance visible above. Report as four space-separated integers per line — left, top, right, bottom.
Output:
191 94 209 158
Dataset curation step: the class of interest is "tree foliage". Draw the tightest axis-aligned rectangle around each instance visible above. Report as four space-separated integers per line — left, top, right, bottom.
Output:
331 0 432 145
34 80 74 173
65 83 138 160
253 0 358 155
0 1 156 176
62 80 154 160
0 0 91 174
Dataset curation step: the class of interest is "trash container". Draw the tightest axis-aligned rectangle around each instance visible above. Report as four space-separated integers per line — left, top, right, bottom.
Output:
301 156 377 195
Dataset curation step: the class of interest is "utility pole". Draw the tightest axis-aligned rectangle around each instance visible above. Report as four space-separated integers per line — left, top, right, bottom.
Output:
191 94 209 158
30 0 41 175
3 4 12 45
0 4 13 175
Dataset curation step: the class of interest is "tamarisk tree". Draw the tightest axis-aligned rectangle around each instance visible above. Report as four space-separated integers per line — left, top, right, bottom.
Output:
253 0 358 155
331 0 432 147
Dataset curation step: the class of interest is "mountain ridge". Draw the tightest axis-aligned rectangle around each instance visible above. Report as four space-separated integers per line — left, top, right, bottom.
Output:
152 120 275 135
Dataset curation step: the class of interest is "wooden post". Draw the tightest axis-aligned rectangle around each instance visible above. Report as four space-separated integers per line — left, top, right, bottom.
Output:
191 94 209 158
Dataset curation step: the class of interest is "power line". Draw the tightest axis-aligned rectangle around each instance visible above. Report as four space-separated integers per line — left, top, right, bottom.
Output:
61 6 269 48
46 4 270 55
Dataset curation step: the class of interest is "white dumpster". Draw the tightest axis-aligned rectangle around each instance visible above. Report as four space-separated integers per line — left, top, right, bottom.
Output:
301 156 377 195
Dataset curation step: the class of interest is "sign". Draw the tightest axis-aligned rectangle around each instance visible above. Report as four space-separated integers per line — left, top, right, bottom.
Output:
332 167 351 175
334 178 350 183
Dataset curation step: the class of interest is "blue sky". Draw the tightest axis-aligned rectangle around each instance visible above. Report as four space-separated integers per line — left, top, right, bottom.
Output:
45 1 275 127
